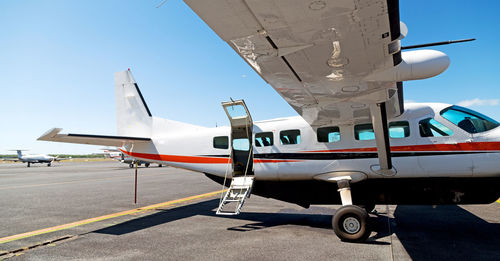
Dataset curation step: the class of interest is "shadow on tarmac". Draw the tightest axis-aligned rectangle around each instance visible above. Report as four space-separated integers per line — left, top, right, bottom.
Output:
94 199 335 235
391 205 500 261
94 199 499 259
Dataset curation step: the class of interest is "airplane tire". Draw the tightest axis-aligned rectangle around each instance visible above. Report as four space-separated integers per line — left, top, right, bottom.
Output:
129 163 134 168
27 163 30 167
332 205 370 242
145 163 150 168
158 164 162 167
47 163 51 167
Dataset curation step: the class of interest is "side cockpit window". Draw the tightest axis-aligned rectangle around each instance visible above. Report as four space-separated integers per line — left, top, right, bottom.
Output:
440 105 500 133
419 118 453 137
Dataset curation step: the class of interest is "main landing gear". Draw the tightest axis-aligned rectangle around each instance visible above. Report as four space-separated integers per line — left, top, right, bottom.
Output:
332 179 371 242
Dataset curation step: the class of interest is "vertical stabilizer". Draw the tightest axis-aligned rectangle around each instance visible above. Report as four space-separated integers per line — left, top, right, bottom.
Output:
16 150 23 159
115 70 153 137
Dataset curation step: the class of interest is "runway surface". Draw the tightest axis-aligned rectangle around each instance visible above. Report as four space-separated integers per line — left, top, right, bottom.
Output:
0 161 498 260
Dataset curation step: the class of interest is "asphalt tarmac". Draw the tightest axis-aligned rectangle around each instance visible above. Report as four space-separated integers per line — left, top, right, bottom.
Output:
0 161 498 260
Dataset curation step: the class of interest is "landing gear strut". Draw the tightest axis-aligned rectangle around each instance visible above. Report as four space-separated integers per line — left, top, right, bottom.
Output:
332 179 370 242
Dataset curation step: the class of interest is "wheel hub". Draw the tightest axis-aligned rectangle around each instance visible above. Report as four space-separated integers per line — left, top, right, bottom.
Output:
343 217 360 234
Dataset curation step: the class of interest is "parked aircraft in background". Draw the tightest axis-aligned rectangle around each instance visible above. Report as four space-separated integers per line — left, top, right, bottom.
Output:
102 148 163 168
38 0 499 242
3 150 63 167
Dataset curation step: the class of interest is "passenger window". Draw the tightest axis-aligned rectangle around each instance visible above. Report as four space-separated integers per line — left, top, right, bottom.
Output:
317 126 340 143
213 136 229 149
419 118 454 137
280 129 301 145
389 121 410 138
255 132 273 147
233 138 250 151
354 124 375 140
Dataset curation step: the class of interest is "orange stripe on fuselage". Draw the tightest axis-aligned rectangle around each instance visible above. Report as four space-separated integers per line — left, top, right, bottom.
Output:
120 141 500 164
120 149 301 164
121 150 230 164
303 142 500 153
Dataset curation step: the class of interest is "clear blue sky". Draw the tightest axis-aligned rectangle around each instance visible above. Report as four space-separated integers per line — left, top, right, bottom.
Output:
1 0 500 154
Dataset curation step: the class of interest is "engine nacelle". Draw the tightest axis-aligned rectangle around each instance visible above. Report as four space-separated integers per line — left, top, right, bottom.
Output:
365 49 450 82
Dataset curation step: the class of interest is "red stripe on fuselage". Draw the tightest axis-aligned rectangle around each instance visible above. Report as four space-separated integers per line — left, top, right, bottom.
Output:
303 142 500 153
120 149 301 164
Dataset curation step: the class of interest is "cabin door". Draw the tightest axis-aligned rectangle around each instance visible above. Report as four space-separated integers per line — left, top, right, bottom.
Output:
222 100 254 177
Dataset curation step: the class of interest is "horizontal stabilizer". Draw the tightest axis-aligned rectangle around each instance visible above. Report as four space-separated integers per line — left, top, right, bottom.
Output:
38 128 151 147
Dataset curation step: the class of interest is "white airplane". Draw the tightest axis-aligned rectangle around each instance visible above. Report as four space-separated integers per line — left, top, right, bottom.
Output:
4 150 62 167
38 0 500 242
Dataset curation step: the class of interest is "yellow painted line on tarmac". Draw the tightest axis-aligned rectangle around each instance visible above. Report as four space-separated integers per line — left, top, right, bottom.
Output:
0 189 226 244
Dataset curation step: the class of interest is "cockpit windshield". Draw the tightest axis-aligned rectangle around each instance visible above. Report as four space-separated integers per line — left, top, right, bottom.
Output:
440 105 500 133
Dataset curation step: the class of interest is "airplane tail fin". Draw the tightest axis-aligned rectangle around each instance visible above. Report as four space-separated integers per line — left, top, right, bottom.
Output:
16 150 23 159
39 69 207 148
115 70 153 137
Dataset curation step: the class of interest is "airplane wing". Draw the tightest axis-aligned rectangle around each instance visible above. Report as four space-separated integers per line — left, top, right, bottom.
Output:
2 158 21 162
183 0 447 126
183 0 449 172
37 128 152 147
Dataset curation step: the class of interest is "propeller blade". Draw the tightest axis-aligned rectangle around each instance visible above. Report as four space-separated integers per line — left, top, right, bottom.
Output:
402 38 475 50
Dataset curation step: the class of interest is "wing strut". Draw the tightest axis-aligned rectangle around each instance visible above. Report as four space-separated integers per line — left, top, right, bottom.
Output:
369 103 395 175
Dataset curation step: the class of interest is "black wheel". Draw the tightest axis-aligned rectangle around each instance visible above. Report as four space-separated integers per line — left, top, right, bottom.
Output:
129 163 134 168
145 163 150 168
27 162 30 167
332 205 370 242
158 164 162 167
47 162 51 167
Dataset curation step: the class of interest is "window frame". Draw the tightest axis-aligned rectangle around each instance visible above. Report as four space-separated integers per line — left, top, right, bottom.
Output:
317 126 341 143
418 118 454 137
279 129 301 145
354 123 375 141
213 136 229 149
389 121 410 139
255 132 274 147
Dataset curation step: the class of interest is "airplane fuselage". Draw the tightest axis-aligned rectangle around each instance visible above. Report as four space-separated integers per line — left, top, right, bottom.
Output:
20 155 56 163
121 103 500 206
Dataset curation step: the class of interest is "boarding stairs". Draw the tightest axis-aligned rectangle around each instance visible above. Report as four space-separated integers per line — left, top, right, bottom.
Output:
216 176 254 215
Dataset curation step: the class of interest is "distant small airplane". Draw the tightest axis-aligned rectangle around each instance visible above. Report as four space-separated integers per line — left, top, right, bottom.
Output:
3 150 63 167
102 148 163 168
